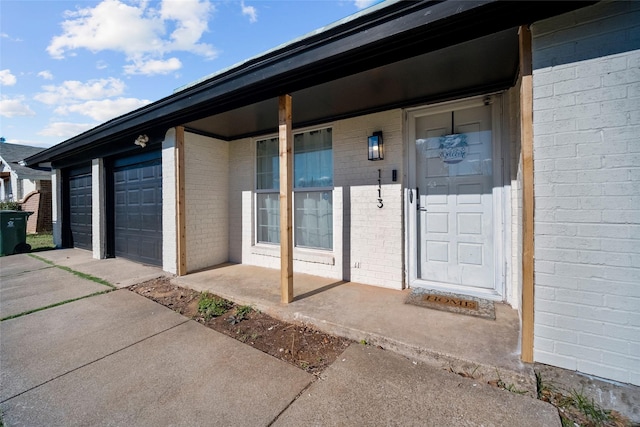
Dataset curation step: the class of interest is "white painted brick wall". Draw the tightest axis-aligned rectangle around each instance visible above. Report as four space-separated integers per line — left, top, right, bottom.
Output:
228 137 253 264
184 132 229 272
227 109 405 289
532 1 640 385
506 82 523 310
91 158 105 259
51 169 63 248
334 110 404 289
162 129 178 274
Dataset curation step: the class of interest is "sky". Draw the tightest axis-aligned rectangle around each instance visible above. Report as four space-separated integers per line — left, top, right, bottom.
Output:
0 0 382 149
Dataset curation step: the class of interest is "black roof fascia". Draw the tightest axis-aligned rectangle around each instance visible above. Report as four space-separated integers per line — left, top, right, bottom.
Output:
50 128 166 169
25 0 595 166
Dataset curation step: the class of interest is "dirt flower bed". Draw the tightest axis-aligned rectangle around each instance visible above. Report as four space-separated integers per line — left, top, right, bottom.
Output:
128 278 636 426
128 277 351 375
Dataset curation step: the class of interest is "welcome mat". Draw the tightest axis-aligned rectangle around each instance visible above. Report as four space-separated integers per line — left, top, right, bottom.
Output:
405 288 496 320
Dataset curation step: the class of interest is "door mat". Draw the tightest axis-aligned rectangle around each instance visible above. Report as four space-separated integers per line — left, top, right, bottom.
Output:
405 288 495 320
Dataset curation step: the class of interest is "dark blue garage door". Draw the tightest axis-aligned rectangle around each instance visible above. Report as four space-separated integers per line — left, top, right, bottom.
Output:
68 167 92 250
113 156 162 266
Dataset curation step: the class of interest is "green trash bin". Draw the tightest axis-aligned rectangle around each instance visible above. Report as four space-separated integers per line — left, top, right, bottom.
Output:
0 210 33 256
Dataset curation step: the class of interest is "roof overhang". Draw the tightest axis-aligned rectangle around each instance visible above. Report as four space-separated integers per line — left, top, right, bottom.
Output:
24 0 596 167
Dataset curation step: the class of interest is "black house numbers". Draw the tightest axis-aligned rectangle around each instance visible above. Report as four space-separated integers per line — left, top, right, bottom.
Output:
377 169 383 209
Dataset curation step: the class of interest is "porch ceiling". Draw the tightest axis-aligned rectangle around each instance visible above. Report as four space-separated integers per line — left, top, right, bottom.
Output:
25 0 595 168
184 28 519 140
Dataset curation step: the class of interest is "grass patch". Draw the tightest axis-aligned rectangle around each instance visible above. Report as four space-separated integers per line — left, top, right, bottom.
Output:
570 389 612 425
28 253 114 289
235 305 253 320
0 289 114 321
26 233 55 252
198 292 233 320
535 371 628 427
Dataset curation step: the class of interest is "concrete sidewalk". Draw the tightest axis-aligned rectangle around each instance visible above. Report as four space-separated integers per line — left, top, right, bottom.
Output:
0 290 313 426
174 263 531 390
0 250 561 426
31 248 165 288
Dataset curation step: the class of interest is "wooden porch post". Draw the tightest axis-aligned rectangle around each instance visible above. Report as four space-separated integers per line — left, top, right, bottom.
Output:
279 95 294 303
519 25 535 363
176 126 187 276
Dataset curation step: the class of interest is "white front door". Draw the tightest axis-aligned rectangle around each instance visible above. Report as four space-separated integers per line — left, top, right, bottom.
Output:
410 100 502 298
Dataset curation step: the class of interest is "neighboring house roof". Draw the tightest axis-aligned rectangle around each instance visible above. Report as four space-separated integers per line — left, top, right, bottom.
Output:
24 0 595 168
0 143 52 180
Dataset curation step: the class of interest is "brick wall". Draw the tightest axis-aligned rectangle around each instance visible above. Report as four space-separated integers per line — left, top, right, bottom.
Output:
51 169 63 248
162 129 178 274
228 137 252 265
91 159 104 259
532 1 640 386
37 180 52 233
21 191 40 234
506 82 523 311
334 110 404 289
20 180 52 234
184 132 229 272
227 110 405 289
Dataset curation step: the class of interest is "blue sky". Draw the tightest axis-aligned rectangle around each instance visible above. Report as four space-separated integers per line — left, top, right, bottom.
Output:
0 0 381 148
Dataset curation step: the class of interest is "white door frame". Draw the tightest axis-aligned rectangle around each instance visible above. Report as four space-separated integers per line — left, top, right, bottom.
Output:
404 94 507 301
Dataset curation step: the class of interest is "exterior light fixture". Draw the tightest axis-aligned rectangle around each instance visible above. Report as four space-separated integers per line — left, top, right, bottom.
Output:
368 131 383 161
134 134 149 148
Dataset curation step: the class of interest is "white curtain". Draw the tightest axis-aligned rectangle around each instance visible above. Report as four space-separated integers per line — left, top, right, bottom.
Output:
296 192 332 249
265 195 280 244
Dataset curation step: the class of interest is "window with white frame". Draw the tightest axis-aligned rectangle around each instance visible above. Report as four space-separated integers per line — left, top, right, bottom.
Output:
255 128 333 250
256 137 280 244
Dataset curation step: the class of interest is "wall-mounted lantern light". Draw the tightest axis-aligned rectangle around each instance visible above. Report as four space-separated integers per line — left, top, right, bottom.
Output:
368 131 383 161
134 134 149 148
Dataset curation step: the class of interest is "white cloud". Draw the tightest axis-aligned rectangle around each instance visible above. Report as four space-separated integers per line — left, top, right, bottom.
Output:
0 96 35 117
354 0 377 9
54 97 151 121
0 69 17 86
33 77 149 121
38 70 54 80
96 60 108 70
159 0 217 56
35 77 125 105
38 122 96 138
241 1 257 23
1 33 23 42
123 57 182 75
47 0 217 76
48 0 163 59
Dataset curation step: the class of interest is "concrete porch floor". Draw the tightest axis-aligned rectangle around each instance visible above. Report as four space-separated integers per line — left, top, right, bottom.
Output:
174 263 534 392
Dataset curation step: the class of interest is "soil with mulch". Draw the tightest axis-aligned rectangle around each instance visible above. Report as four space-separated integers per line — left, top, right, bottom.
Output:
128 277 351 375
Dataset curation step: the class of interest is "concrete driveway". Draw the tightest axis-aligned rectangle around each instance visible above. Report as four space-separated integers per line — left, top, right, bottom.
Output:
0 253 312 426
0 251 561 426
